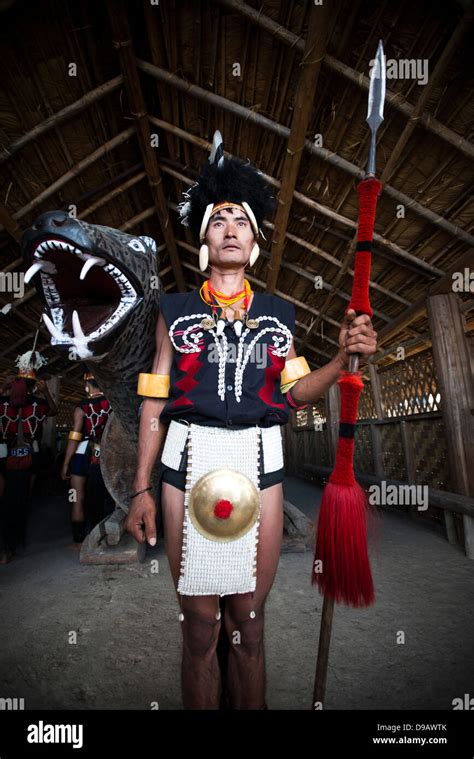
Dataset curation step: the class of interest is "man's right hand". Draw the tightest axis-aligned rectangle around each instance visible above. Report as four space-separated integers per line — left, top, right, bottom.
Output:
124 490 157 546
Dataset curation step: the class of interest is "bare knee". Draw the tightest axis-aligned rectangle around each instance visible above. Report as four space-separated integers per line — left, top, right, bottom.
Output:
225 605 265 659
182 608 221 660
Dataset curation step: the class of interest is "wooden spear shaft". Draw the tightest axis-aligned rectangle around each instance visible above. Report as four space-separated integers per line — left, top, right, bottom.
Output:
312 39 386 708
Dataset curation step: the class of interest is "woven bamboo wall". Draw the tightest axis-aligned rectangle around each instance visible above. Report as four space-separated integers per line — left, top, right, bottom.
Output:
288 347 453 494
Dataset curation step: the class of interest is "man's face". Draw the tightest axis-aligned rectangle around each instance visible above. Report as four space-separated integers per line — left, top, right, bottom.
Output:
205 207 254 269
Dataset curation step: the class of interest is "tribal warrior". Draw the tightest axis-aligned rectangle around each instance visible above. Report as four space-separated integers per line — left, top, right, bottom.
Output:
125 133 377 709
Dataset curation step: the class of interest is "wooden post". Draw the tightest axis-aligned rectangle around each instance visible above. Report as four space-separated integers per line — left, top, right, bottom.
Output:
427 293 474 557
368 363 385 418
266 1 329 293
312 385 339 708
41 376 60 451
367 363 385 480
399 420 419 521
106 0 185 292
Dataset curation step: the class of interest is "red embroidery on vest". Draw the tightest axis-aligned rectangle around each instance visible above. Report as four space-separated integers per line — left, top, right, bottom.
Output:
258 349 285 409
0 398 48 440
172 351 203 408
80 398 111 439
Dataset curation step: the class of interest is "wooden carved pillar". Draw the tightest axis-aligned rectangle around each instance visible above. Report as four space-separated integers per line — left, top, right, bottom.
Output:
427 293 474 558
368 362 385 480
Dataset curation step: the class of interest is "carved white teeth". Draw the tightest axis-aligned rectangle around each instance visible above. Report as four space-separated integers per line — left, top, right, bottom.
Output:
43 312 66 341
79 256 105 281
72 309 87 341
35 239 77 257
35 239 138 347
24 261 45 283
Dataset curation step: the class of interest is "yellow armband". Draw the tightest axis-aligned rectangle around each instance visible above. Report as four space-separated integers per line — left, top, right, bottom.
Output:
280 356 310 393
137 373 170 398
68 431 83 442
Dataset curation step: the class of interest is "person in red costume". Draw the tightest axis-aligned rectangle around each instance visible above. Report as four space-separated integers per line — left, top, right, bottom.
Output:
0 350 57 564
61 369 113 543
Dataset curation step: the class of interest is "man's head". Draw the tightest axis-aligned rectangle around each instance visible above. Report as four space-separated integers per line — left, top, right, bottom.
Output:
179 132 274 272
85 378 100 396
205 206 255 271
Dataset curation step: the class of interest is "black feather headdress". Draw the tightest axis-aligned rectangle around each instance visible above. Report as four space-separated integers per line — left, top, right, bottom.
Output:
179 131 275 243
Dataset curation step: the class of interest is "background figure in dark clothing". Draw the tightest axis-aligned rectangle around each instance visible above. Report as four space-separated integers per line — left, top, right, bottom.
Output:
0 351 57 564
61 370 113 543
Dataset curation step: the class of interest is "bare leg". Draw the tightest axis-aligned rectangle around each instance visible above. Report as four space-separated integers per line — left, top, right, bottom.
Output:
161 482 221 709
70 474 86 522
224 482 284 709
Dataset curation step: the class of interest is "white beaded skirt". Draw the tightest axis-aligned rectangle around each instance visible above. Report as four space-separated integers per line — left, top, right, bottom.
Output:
160 420 283 596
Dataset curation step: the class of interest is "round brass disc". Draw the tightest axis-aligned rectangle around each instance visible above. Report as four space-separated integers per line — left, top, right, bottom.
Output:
188 468 260 542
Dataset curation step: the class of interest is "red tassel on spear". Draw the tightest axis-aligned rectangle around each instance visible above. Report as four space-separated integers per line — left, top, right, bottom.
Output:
312 40 386 706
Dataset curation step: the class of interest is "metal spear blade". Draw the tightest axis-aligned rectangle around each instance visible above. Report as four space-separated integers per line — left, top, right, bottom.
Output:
367 39 386 132
366 39 386 176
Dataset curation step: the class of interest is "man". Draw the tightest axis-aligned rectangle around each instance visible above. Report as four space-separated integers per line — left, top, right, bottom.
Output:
0 350 57 563
125 133 377 709
61 370 113 541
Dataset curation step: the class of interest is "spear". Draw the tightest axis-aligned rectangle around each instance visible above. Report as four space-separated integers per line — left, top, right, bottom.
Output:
312 40 386 707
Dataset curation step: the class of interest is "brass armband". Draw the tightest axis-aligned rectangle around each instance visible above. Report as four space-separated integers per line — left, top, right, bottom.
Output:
137 373 170 398
281 379 299 394
68 431 83 442
280 356 310 392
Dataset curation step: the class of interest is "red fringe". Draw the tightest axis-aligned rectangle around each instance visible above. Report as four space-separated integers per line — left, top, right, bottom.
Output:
312 481 374 607
312 371 375 607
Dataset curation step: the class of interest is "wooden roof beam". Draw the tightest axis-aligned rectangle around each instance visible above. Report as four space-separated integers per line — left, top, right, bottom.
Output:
143 1 195 252
0 76 123 166
266 2 329 293
376 247 474 346
0 129 135 231
106 0 185 292
381 3 474 183
138 63 474 250
0 204 22 243
216 0 474 162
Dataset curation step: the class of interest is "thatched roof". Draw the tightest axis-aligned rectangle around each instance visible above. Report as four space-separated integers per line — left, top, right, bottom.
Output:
0 0 473 403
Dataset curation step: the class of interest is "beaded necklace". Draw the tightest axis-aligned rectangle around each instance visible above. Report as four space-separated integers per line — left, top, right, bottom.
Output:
199 279 253 336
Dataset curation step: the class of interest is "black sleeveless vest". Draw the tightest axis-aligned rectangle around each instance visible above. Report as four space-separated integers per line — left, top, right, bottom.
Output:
159 289 295 428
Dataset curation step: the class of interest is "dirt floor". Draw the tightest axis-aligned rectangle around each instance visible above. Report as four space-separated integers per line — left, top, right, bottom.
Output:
0 474 473 711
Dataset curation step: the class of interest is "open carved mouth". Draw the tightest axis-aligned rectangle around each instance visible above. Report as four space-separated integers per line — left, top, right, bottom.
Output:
25 237 138 358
